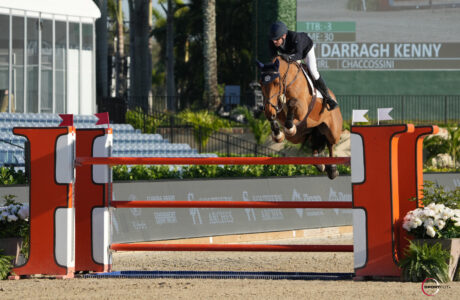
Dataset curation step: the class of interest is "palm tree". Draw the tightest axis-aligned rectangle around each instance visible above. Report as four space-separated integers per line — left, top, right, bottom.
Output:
108 0 126 97
128 0 152 111
94 0 109 99
202 0 219 110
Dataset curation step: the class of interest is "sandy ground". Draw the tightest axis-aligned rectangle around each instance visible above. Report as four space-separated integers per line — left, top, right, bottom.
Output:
1 234 459 299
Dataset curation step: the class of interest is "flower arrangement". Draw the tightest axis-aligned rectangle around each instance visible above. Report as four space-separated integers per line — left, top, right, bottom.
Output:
0 195 29 240
402 203 460 239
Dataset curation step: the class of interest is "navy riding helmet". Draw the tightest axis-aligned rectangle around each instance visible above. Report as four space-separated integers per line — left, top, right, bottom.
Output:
269 21 288 40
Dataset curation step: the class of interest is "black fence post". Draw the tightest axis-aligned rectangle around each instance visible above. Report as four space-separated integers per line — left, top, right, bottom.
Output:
169 115 174 143
226 134 230 157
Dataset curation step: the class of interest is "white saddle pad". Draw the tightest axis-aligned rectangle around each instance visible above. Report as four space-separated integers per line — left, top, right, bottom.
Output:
300 67 323 99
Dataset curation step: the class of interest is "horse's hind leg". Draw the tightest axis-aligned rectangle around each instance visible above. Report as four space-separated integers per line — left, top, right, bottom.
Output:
325 142 339 180
270 120 285 143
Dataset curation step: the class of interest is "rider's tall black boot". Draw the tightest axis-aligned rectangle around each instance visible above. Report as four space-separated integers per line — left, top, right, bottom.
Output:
313 76 338 110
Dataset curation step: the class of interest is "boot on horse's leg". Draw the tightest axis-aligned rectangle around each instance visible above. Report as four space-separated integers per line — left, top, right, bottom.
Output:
313 150 325 173
270 120 285 143
284 113 296 137
313 76 338 111
325 164 339 180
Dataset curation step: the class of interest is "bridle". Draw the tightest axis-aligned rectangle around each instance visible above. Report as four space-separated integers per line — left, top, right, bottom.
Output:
262 61 301 116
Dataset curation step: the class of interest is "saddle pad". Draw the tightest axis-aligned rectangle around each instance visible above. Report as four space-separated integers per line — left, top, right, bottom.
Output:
300 63 324 99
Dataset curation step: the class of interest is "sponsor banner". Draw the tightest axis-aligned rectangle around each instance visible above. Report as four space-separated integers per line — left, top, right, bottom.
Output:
316 42 460 70
2 173 458 243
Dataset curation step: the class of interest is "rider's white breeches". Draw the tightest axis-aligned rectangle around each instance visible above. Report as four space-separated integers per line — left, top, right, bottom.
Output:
304 46 320 80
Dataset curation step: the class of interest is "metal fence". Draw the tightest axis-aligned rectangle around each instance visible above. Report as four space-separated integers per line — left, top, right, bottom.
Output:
124 94 460 157
126 109 284 157
128 94 460 125
338 95 460 124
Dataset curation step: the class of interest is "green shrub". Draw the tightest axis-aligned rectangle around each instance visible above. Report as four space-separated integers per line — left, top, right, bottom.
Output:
399 240 450 282
0 167 27 185
0 251 13 280
125 107 169 133
177 109 230 149
418 181 460 209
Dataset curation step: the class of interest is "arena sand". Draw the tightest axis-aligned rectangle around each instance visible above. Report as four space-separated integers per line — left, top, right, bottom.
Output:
1 234 459 299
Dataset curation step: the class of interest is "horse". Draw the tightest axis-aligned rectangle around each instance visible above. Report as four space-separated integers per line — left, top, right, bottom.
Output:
256 56 343 179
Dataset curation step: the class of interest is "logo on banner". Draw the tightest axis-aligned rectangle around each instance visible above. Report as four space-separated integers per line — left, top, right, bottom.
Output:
188 192 203 225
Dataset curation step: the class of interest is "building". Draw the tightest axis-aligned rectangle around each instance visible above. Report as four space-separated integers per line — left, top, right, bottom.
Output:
0 0 100 114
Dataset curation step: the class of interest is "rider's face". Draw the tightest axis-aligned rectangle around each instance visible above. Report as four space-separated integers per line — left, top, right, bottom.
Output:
272 34 286 47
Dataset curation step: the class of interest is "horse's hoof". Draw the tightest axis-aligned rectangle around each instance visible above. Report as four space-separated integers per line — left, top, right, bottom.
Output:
284 125 297 137
272 131 285 143
325 164 339 180
315 164 325 173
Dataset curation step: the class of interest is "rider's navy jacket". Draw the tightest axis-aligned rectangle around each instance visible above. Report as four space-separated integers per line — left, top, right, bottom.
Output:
268 30 314 61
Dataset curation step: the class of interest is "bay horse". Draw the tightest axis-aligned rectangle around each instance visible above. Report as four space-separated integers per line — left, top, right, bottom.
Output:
257 56 343 179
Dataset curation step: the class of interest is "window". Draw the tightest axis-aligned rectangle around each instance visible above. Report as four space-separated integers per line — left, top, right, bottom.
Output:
12 16 24 113
0 15 9 112
67 22 79 113
55 20 66 113
41 19 53 113
26 17 39 113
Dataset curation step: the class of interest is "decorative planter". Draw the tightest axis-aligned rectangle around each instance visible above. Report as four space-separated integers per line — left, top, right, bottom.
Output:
416 238 460 281
0 237 24 265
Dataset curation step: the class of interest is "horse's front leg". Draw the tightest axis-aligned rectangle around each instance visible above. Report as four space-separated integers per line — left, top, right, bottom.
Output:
270 119 285 143
284 100 297 137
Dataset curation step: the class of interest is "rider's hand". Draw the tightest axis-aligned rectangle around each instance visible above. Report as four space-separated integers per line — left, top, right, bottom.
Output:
280 54 291 62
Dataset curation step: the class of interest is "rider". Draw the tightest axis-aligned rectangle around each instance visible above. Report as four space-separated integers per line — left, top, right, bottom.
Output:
268 21 337 110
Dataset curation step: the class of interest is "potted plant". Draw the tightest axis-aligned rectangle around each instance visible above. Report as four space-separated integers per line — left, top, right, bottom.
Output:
0 195 29 279
400 202 460 281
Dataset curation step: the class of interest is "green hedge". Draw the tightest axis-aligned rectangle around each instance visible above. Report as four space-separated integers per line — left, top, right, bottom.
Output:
113 164 352 181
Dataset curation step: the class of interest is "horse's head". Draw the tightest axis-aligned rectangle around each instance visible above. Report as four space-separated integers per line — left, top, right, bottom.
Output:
256 58 283 120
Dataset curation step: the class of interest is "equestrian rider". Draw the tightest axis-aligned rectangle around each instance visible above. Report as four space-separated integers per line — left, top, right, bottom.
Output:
268 21 337 110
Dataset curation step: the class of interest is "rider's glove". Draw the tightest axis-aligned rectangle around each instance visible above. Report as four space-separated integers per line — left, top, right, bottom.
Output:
280 54 291 62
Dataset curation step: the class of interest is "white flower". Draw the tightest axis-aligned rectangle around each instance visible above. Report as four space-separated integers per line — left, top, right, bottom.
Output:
18 204 29 220
413 217 423 228
1 211 8 220
426 225 436 237
403 221 412 231
435 219 446 230
423 218 434 228
7 214 18 222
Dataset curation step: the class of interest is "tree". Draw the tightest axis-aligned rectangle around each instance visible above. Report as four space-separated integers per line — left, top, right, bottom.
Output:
108 0 127 97
160 0 177 111
94 0 109 100
202 0 219 110
151 0 254 109
128 0 152 111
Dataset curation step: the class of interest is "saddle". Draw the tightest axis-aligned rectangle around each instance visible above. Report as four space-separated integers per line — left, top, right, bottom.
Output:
298 63 326 120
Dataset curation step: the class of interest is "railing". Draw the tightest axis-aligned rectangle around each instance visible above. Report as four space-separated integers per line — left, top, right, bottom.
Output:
124 94 460 157
125 105 284 157
338 95 460 124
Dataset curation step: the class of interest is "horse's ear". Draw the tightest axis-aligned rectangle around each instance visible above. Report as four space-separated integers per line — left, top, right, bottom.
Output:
255 60 264 69
274 59 280 70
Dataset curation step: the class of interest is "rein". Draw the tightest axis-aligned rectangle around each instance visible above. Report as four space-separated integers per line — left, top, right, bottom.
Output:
264 61 301 115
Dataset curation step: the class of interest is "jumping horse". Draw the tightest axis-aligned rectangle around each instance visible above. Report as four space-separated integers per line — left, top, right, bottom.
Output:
257 56 343 179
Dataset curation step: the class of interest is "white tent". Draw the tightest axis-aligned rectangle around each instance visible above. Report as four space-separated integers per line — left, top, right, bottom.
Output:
0 0 100 19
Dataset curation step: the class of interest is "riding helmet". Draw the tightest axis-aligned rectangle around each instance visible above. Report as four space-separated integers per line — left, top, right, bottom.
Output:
269 21 288 40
